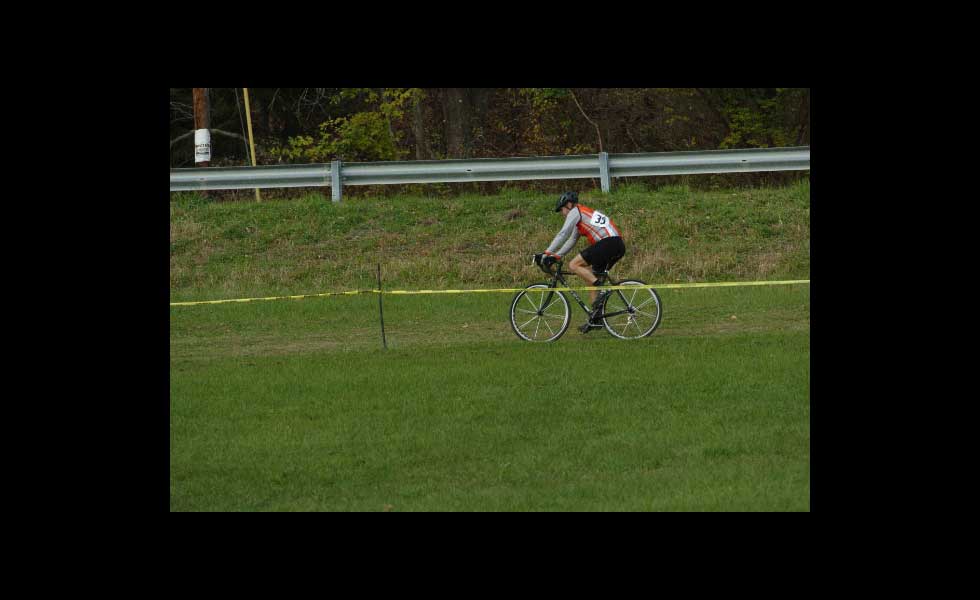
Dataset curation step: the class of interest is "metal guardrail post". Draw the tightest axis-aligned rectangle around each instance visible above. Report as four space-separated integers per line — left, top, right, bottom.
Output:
331 160 343 202
598 152 611 193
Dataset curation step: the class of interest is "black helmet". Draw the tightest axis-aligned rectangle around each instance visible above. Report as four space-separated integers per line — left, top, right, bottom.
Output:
555 191 579 212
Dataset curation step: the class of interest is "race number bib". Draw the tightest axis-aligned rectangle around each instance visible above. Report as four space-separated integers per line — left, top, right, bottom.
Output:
591 211 609 226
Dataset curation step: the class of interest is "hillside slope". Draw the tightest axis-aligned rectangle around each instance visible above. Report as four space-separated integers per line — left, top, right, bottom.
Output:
170 181 810 301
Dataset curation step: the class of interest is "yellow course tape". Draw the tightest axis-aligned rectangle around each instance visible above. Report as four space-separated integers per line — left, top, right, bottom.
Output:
170 280 809 307
169 290 367 306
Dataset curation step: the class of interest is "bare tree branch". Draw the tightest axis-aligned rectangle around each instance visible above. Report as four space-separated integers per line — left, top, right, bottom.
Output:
170 128 247 148
625 125 641 151
570 89 603 153
170 100 194 119
212 129 247 142
169 130 194 148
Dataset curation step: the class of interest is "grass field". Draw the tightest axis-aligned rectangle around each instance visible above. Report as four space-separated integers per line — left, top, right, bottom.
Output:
170 182 810 511
170 180 810 300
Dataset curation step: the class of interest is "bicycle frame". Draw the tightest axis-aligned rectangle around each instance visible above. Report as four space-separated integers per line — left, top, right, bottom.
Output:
535 263 635 321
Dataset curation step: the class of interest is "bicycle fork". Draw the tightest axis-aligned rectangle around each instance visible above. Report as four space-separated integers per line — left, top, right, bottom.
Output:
536 283 559 316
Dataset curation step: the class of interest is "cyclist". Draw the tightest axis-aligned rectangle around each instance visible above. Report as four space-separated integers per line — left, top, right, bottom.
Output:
534 191 626 332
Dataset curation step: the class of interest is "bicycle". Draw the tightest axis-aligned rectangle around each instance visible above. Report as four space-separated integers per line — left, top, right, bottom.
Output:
509 256 663 342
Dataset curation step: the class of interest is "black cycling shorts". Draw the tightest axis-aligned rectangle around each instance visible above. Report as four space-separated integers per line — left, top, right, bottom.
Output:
580 236 626 273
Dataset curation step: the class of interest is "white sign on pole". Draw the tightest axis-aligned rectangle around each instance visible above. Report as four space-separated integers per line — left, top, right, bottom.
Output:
194 129 211 163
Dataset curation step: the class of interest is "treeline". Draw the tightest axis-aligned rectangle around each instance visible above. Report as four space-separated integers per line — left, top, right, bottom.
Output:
170 88 810 169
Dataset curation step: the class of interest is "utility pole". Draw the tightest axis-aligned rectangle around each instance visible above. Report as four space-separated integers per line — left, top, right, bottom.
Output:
192 88 211 167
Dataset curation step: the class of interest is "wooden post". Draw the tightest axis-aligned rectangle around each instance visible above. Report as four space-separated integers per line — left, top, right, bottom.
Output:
243 88 261 202
192 88 211 167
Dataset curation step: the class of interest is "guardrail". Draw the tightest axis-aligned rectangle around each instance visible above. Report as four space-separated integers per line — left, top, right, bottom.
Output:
170 146 810 201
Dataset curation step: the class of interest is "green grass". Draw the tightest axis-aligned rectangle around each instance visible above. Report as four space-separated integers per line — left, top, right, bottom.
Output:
170 181 810 511
171 285 810 511
170 180 810 302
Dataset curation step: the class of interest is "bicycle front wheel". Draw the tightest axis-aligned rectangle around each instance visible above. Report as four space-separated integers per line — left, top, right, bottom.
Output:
510 284 571 342
601 280 663 340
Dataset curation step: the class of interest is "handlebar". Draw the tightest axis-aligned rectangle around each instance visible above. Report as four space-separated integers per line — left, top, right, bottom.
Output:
529 253 562 275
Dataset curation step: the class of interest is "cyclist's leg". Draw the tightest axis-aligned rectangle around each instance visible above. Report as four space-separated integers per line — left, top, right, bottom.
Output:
569 253 600 304
577 239 625 305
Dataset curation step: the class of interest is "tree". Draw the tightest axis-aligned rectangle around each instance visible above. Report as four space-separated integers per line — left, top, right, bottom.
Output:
442 88 471 158
170 88 810 169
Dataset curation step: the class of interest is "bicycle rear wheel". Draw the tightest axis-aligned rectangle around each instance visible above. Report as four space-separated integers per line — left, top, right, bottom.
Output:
510 284 571 342
600 280 663 339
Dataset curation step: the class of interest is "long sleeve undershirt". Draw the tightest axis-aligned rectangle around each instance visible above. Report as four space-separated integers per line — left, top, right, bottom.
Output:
546 206 581 258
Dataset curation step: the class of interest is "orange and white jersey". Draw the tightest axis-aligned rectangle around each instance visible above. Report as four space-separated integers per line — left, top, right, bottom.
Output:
545 204 621 258
575 204 621 244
